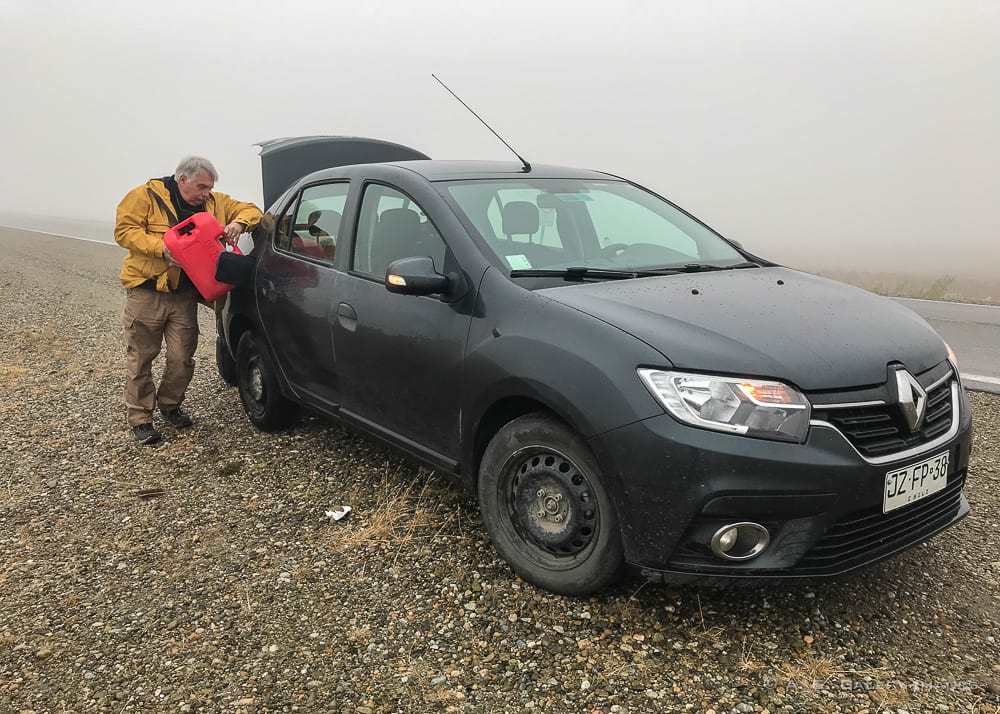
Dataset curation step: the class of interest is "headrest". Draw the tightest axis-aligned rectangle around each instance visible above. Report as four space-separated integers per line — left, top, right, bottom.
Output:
307 209 341 236
501 201 539 236
376 208 420 233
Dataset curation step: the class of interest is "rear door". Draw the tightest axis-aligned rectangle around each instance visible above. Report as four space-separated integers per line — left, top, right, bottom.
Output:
256 181 351 409
332 181 474 467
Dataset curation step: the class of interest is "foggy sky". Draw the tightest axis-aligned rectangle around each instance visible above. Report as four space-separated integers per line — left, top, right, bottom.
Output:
2 0 998 276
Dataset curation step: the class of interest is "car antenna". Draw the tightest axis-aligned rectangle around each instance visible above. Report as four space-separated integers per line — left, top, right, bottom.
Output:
432 73 531 173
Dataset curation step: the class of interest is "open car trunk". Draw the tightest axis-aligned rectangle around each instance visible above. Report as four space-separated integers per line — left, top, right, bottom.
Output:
257 136 430 211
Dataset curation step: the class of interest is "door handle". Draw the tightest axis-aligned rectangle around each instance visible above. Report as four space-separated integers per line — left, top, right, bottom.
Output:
337 302 358 332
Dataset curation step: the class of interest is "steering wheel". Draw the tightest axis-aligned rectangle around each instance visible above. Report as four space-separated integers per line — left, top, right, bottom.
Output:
602 241 691 262
600 242 630 258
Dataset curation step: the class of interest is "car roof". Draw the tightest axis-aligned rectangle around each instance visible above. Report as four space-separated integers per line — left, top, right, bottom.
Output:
301 160 616 185
387 160 614 181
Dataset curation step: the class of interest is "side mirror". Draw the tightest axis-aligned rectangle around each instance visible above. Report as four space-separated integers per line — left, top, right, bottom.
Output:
385 256 450 296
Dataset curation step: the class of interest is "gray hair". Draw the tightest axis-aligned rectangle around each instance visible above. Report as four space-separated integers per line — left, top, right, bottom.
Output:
174 155 218 182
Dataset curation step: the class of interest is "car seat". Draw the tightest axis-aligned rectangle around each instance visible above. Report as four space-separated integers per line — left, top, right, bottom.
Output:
501 201 539 241
370 208 421 276
290 209 341 261
498 200 564 267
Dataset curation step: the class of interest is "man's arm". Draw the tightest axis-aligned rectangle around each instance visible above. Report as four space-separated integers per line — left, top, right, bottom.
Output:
218 192 263 232
114 187 165 258
215 192 264 244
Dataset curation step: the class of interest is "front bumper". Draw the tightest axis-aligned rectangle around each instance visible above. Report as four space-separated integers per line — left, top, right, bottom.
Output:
587 382 973 579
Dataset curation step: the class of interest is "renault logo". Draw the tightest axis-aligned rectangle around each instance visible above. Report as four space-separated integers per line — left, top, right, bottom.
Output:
894 369 927 432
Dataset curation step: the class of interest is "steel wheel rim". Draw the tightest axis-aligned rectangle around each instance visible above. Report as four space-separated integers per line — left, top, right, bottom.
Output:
249 361 265 402
242 351 267 417
497 445 601 570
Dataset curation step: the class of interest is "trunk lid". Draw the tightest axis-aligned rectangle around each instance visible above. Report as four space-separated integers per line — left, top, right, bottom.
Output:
257 136 429 210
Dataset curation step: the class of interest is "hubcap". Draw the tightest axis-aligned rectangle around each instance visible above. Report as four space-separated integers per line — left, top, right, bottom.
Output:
506 448 599 558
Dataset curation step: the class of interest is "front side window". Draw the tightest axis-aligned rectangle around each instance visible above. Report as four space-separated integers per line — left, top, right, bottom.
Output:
445 179 744 273
283 182 349 263
353 184 447 278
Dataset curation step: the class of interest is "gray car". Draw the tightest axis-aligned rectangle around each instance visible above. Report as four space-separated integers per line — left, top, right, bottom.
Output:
218 136 972 595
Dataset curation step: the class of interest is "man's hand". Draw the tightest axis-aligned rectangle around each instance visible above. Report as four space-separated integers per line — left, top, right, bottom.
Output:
162 244 178 266
223 221 245 245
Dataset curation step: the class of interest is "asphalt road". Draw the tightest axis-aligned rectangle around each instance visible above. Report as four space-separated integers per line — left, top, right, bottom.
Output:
895 297 1000 394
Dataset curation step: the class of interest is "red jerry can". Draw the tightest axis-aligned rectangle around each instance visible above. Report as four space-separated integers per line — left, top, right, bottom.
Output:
163 212 241 301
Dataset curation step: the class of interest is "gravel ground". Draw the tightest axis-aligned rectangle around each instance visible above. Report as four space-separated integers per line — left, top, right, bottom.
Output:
1 227 998 714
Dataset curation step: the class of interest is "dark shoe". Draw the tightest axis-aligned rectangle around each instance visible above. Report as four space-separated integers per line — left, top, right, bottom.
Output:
161 408 194 428
133 423 162 445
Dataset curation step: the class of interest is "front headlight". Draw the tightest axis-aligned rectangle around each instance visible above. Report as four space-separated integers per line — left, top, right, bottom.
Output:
944 341 960 372
637 369 812 443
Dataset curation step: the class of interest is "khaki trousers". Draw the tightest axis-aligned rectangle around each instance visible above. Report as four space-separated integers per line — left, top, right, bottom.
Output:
123 287 199 427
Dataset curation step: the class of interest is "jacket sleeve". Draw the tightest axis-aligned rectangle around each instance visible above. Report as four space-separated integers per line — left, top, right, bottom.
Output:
217 192 263 231
114 187 165 258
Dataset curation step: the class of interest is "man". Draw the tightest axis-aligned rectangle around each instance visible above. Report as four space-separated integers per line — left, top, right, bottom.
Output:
115 156 262 444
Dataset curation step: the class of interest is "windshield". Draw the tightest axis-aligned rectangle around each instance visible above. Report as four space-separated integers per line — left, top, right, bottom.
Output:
444 179 745 273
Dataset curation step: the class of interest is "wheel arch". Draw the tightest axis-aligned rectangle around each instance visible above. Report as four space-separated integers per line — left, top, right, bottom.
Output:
225 312 256 360
463 385 604 496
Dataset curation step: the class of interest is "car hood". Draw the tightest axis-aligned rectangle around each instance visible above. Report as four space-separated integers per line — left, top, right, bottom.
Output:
538 267 947 391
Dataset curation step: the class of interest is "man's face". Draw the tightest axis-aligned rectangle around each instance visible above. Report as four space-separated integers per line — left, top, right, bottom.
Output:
177 170 214 205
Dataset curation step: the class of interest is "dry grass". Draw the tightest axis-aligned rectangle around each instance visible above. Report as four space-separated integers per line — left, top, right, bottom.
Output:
776 653 843 690
1 325 79 396
320 468 452 555
738 636 766 673
686 593 727 644
867 684 913 711
0 363 28 387
817 269 1000 305
423 685 468 708
774 651 889 703
13 324 75 360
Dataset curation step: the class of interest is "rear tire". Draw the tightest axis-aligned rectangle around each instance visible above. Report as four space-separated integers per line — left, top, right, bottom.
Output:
478 413 624 596
216 336 238 387
236 332 298 431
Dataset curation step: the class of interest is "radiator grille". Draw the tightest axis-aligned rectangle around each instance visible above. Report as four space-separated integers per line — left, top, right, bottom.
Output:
812 379 953 459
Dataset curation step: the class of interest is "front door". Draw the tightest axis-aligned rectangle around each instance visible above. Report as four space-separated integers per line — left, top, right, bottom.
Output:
333 183 474 467
256 181 350 409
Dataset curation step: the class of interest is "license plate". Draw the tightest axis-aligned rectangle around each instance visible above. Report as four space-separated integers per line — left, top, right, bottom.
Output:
883 451 950 513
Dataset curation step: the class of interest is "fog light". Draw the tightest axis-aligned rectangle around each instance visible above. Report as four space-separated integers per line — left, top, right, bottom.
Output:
716 527 737 553
710 522 770 561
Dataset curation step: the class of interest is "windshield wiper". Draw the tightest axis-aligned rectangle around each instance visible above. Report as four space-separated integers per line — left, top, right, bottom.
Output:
669 261 762 273
509 262 762 281
509 267 663 280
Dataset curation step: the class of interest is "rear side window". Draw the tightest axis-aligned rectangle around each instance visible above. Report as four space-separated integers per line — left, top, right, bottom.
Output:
352 184 447 278
279 182 349 263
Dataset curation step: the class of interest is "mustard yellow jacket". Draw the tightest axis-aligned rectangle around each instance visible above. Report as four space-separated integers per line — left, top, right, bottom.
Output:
114 178 263 292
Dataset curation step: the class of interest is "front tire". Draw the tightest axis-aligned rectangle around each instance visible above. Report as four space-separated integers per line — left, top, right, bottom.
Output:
236 332 298 431
478 413 624 596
